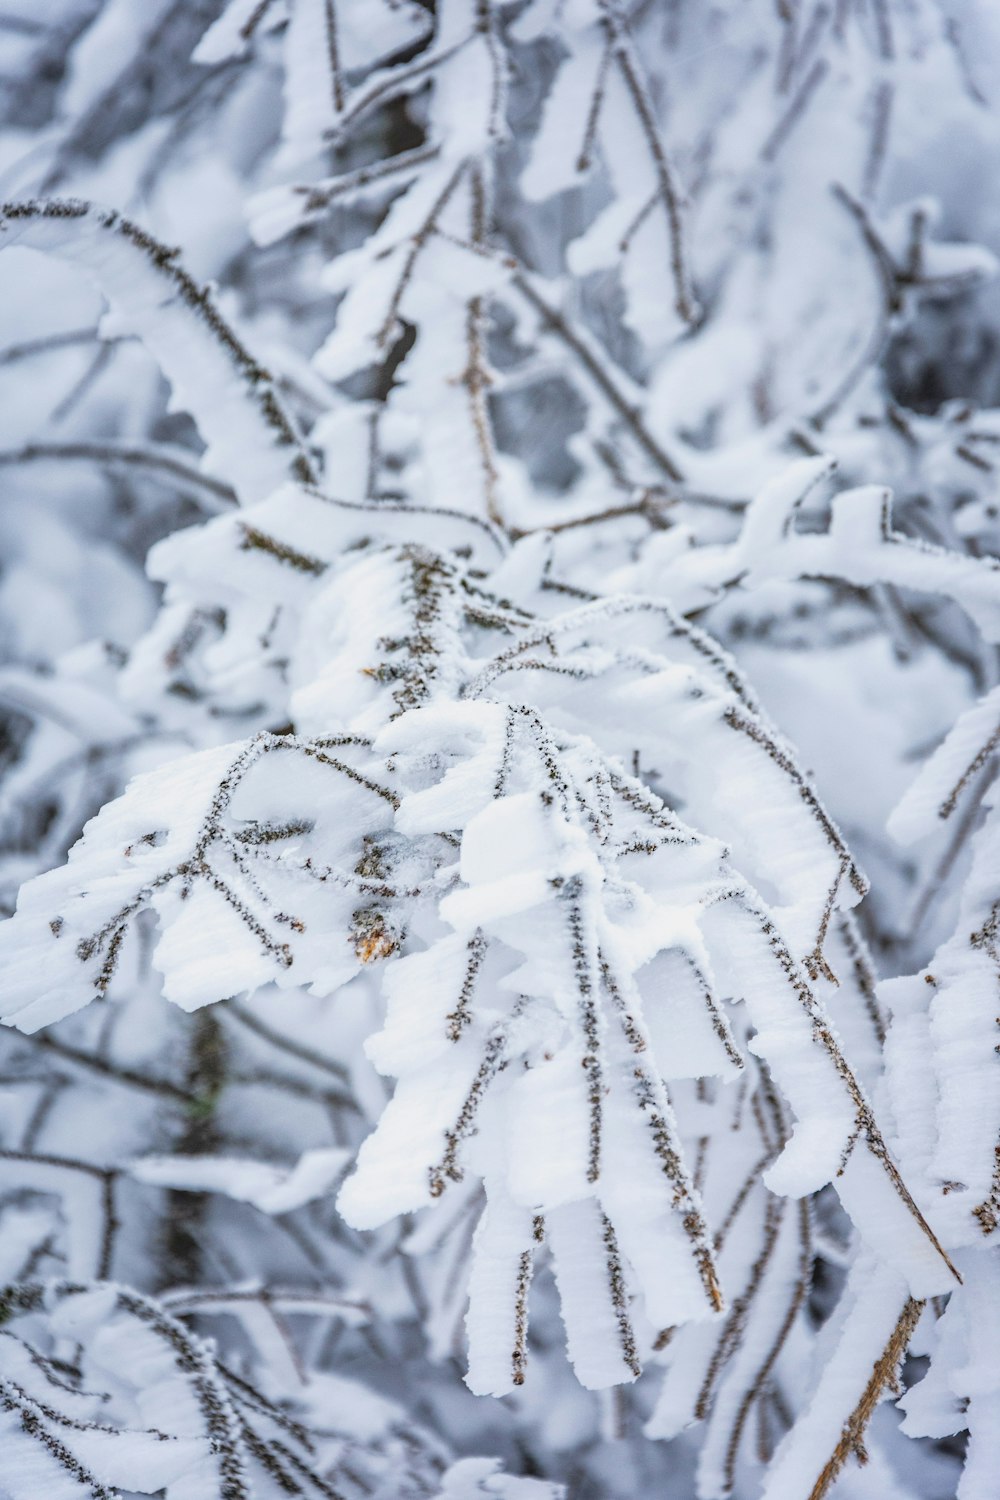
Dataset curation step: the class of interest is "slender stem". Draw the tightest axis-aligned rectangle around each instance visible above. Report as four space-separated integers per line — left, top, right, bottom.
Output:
511 272 685 483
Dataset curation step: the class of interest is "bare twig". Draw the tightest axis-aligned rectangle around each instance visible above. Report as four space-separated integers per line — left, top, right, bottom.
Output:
0 440 236 509
599 0 699 324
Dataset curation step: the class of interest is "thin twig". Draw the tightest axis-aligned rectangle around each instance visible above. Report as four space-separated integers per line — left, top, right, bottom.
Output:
599 0 699 324
511 272 685 483
807 1298 924 1500
0 440 236 508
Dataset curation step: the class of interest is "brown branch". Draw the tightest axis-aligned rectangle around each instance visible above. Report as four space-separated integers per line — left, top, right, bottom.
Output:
29 1033 197 1105
576 37 613 171
463 162 503 526
376 160 468 348
510 272 685 483
723 1198 813 1489
239 0 276 43
712 887 962 1285
862 79 894 202
0 1150 119 1277
762 57 830 162
599 0 699 324
292 143 441 220
0 326 96 365
509 492 674 539
901 760 994 947
0 440 236 508
322 0 345 113
807 1297 924 1500
223 1001 349 1083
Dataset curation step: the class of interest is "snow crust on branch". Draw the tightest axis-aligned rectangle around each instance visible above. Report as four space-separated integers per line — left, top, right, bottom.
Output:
0 1 999 1497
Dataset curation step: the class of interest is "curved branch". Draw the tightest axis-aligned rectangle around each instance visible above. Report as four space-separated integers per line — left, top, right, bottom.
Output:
0 199 317 503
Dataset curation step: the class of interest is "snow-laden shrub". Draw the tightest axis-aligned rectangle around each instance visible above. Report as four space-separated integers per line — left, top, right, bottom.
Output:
1 4 999 1497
